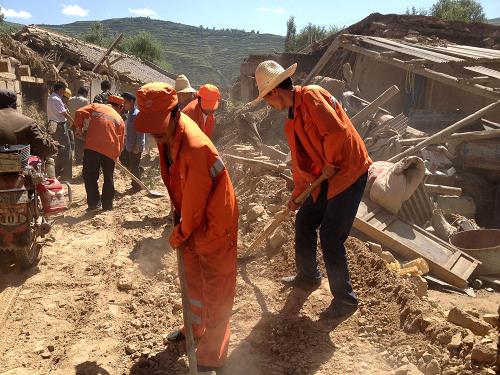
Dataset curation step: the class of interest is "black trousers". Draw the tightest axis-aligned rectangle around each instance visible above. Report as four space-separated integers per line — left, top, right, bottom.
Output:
295 172 368 306
53 122 73 180
83 149 115 209
119 149 143 189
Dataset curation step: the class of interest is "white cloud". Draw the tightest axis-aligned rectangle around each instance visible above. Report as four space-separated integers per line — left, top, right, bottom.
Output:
1 7 32 19
61 4 89 17
128 8 157 17
256 7 285 14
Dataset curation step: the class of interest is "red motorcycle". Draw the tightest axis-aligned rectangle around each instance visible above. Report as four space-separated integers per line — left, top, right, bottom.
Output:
0 144 72 268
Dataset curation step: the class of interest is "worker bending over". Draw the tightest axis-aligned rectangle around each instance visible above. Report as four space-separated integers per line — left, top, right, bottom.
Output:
182 84 220 139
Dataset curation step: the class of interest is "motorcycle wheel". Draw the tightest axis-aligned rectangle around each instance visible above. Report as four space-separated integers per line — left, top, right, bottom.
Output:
15 195 41 269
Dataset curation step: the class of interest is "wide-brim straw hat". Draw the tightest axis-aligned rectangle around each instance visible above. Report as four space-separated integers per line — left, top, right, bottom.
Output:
251 60 297 104
175 74 196 93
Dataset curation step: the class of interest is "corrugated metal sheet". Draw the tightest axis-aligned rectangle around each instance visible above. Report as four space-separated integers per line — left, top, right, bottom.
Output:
363 36 464 63
464 66 500 80
384 113 409 136
399 184 433 227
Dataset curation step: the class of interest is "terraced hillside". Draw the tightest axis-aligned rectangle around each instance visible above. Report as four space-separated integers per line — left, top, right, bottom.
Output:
44 17 284 87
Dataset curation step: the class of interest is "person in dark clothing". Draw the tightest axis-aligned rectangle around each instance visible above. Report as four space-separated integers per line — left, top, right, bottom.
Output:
119 92 145 192
93 80 112 104
0 89 58 158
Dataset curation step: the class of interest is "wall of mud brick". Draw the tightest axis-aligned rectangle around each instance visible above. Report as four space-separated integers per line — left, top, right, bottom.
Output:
351 54 500 126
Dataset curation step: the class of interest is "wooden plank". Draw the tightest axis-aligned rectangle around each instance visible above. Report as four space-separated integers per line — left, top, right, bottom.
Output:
92 33 124 73
109 55 125 66
401 129 500 146
350 85 400 126
424 184 462 196
354 199 480 288
388 100 500 163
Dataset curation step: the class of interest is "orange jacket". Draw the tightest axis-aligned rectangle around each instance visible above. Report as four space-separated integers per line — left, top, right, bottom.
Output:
182 99 215 138
286 85 372 201
158 113 238 250
73 103 125 161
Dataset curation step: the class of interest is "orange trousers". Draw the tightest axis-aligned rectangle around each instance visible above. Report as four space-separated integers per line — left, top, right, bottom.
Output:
182 234 237 368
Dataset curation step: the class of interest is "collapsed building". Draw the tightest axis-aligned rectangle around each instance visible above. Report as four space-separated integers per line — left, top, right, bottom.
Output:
227 13 500 291
2 25 176 114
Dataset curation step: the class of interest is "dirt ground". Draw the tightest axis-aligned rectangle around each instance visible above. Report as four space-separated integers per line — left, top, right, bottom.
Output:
0 159 498 375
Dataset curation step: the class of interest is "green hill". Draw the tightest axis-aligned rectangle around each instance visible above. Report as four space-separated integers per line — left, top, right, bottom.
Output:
489 17 500 25
43 17 284 87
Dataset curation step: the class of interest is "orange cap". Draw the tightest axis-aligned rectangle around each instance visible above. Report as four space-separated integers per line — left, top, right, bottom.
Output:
198 84 220 111
108 95 124 106
135 82 178 133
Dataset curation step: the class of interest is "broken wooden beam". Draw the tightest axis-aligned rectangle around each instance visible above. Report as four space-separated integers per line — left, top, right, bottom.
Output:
92 33 124 72
400 129 500 146
388 100 500 163
424 184 462 196
351 85 400 126
224 154 287 171
303 36 341 85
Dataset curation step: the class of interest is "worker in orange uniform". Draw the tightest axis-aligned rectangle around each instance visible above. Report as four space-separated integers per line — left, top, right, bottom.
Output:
182 84 220 139
135 82 238 375
253 60 372 324
73 95 125 211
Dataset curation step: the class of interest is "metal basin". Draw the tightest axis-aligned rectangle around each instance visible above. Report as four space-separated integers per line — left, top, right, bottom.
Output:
449 229 500 275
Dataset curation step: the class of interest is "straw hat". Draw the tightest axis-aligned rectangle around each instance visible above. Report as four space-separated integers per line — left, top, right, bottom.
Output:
175 74 196 93
253 60 297 101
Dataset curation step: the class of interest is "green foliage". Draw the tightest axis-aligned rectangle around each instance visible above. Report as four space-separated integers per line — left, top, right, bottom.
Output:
81 22 112 46
285 16 297 52
0 9 4 23
121 31 164 62
431 0 486 22
285 19 341 52
405 6 429 15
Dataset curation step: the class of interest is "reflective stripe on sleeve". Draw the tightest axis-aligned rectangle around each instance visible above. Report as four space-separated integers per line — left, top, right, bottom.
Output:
210 157 225 179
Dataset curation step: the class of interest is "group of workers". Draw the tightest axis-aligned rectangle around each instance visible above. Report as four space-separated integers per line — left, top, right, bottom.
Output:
0 59 371 374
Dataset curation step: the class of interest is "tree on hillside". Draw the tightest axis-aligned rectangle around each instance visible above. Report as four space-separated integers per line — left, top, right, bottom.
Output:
82 22 109 46
0 9 4 23
284 16 297 52
405 6 429 15
122 31 164 63
431 0 486 22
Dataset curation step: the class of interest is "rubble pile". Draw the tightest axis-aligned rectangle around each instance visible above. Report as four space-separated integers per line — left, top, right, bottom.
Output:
219 150 499 374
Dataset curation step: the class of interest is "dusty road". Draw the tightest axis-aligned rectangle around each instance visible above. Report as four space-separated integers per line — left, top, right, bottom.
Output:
0 162 497 375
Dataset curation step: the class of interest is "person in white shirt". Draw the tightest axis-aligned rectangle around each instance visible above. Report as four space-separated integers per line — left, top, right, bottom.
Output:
67 87 89 164
46 81 74 180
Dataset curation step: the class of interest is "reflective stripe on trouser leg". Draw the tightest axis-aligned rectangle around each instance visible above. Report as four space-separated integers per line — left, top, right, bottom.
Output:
195 234 237 368
183 246 205 338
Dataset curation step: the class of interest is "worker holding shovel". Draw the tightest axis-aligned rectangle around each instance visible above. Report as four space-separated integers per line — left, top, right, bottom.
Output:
252 60 372 323
135 82 238 375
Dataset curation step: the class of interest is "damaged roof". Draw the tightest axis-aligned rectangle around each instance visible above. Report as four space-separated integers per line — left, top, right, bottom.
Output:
338 34 500 100
14 25 176 86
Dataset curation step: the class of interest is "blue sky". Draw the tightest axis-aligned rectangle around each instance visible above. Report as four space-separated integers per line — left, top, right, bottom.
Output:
1 1 499 35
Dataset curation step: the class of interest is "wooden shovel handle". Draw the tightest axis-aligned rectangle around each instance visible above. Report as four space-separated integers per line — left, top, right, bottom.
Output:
292 174 328 205
245 174 328 255
116 159 149 191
